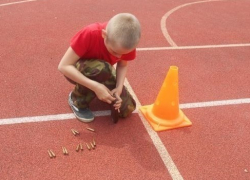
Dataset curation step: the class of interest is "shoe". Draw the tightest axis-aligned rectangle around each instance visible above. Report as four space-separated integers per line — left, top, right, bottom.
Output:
68 92 94 122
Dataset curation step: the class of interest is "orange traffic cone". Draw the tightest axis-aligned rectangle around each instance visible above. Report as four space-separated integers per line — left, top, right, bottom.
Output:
140 66 192 131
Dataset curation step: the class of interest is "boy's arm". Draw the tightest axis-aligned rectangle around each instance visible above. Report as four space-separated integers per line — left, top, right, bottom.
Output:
58 47 115 104
115 60 128 95
111 60 128 110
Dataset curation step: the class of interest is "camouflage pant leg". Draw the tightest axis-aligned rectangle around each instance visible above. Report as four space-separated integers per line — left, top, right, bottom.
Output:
72 59 136 118
102 66 136 118
72 59 113 108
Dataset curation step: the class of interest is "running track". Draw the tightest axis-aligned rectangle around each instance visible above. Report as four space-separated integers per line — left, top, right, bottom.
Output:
0 0 250 179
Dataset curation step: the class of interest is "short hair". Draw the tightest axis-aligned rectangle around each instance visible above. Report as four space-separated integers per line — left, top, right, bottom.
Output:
106 13 141 49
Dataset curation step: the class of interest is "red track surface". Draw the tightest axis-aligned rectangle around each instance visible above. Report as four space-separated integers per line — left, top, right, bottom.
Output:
159 104 250 180
0 114 171 179
128 47 250 105
1 0 250 179
166 0 250 46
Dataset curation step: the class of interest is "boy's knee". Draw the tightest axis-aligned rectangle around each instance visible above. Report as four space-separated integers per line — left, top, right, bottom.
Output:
76 59 114 81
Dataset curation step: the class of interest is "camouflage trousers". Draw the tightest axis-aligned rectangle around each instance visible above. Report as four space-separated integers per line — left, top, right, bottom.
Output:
65 59 136 118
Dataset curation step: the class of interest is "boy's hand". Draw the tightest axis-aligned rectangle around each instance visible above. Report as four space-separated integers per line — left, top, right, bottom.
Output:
94 83 116 104
111 89 122 110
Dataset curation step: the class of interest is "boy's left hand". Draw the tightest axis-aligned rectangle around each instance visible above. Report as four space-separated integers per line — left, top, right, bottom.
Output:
111 89 122 110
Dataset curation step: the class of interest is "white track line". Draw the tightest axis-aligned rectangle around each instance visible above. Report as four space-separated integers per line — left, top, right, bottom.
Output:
1 95 250 180
137 43 250 51
0 0 37 7
2 98 250 125
1 0 247 179
160 0 226 47
0 110 110 125
180 98 250 109
124 79 184 180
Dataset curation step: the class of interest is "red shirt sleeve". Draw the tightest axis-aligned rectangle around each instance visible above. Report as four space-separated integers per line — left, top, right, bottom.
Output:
70 27 92 57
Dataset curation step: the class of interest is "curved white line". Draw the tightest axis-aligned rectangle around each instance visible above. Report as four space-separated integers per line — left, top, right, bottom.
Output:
0 0 37 7
161 0 226 47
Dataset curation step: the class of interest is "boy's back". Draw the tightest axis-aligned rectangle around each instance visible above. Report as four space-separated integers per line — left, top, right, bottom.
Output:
70 22 136 65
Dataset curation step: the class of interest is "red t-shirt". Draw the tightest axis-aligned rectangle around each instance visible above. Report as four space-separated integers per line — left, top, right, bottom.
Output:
70 22 136 65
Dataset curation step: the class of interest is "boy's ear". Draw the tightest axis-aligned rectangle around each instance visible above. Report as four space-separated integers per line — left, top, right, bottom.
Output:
102 29 107 39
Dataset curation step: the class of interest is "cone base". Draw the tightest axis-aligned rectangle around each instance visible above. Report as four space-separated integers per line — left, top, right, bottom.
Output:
140 104 192 132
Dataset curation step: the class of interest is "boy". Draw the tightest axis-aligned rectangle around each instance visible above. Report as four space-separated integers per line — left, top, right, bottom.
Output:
58 13 141 123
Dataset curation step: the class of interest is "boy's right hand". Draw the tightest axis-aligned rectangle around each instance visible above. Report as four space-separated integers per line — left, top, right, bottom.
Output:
93 83 116 104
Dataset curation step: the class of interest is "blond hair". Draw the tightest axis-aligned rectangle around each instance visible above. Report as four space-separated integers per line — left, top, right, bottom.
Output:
106 13 141 49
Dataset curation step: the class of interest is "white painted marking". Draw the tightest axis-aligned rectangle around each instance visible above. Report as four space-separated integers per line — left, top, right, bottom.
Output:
2 90 248 180
137 110 184 180
0 110 110 125
1 0 247 179
125 79 184 180
160 0 225 47
0 0 37 7
2 98 250 125
137 43 250 51
180 98 250 109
